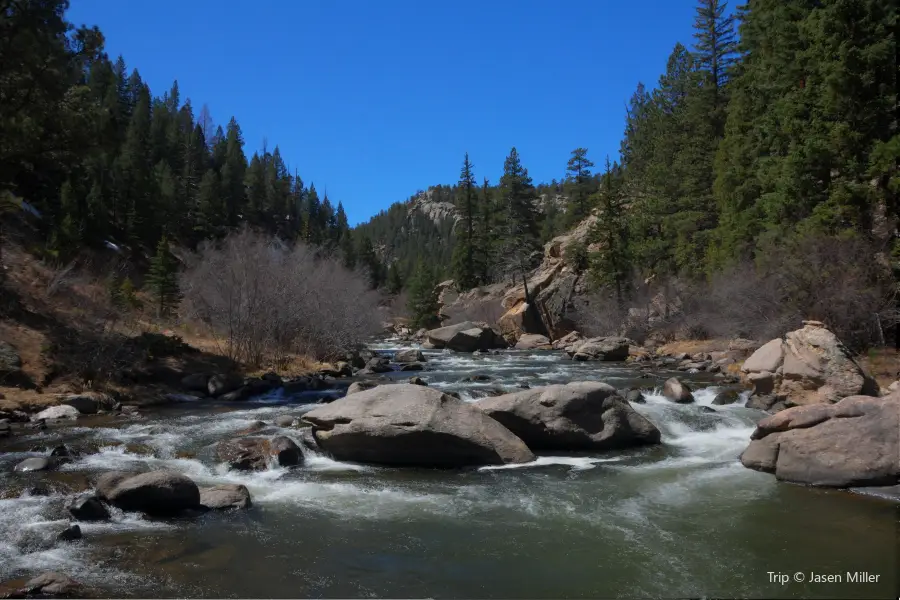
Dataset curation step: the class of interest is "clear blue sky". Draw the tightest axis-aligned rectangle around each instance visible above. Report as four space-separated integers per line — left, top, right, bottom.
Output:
67 0 701 225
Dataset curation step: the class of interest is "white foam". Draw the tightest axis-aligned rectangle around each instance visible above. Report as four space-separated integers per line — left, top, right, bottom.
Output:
480 456 622 471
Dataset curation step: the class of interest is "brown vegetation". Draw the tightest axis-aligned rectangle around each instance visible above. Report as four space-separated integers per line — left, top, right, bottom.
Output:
574 236 897 352
180 229 382 366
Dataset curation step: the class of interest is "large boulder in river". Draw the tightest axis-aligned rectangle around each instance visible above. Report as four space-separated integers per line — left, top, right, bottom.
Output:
346 381 380 395
425 321 507 352
60 392 114 415
663 377 694 403
207 373 244 397
31 405 79 422
477 382 661 451
199 484 252 510
570 337 630 361
740 394 900 487
216 436 303 471
514 334 552 350
302 384 534 467
394 349 425 363
741 321 878 405
98 470 200 515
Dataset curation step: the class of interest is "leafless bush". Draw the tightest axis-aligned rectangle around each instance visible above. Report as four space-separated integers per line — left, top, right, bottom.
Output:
573 236 896 350
45 261 77 298
180 229 382 366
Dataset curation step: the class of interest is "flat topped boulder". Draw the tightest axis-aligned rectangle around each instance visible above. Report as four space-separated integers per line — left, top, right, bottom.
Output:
740 394 900 487
741 321 877 405
570 337 630 361
425 321 507 352
302 384 534 467
514 334 552 350
477 382 661 451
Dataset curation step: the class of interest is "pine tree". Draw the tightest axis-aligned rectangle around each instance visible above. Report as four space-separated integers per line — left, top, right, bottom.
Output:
356 234 381 289
693 0 738 136
498 147 541 290
563 148 595 227
406 260 440 329
386 261 404 295
145 236 181 317
588 157 631 304
450 153 480 289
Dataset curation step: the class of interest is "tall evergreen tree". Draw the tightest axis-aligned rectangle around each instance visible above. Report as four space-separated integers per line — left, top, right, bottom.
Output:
145 236 181 317
693 0 738 136
498 147 541 290
450 153 480 289
563 148 595 227
406 260 440 329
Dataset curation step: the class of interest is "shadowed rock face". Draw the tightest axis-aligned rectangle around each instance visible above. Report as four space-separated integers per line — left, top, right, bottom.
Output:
302 384 534 467
740 394 900 487
741 321 878 405
98 470 201 515
477 382 661 451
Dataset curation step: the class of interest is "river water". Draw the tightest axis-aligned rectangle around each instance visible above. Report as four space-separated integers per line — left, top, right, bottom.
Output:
0 341 897 598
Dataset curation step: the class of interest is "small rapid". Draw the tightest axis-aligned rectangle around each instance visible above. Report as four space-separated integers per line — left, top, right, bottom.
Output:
0 339 896 599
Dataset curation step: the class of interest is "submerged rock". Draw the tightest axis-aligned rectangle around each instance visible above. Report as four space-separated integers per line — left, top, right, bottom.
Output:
740 394 900 487
303 384 534 467
273 414 297 427
199 484 252 510
477 382 661 451
11 572 82 598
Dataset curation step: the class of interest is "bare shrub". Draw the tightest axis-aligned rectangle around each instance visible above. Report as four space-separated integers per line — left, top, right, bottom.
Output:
180 229 382 366
572 235 896 350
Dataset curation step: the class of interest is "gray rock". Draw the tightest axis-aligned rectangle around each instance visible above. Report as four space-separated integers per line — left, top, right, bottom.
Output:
399 362 424 371
274 414 297 427
425 321 507 352
67 495 110 521
365 356 392 373
712 389 742 405
16 571 82 598
478 382 661 451
394 349 425 363
346 381 380 395
745 394 780 411
663 377 694 403
100 470 200 515
58 523 82 542
14 457 51 472
208 373 244 397
571 337 630 361
624 389 646 404
199 484 252 510
61 392 113 415
270 436 303 467
31 405 80 421
740 394 900 487
407 376 427 386
303 384 534 467
514 334 552 350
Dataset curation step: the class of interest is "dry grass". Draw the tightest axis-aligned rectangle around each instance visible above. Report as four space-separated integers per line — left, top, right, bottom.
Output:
656 339 734 356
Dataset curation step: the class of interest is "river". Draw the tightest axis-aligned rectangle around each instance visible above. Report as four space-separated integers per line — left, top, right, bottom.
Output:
0 340 897 598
